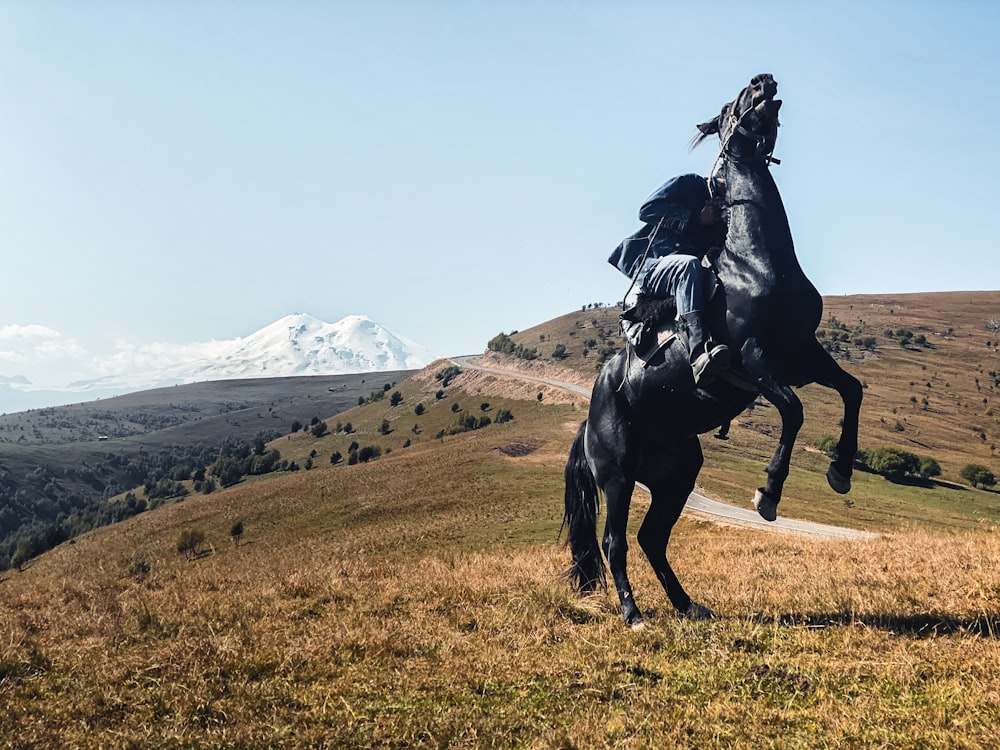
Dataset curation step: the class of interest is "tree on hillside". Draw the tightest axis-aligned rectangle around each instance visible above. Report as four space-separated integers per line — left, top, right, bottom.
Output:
960 463 996 489
919 456 941 479
390 391 403 407
212 456 244 487
177 529 206 561
230 520 244 547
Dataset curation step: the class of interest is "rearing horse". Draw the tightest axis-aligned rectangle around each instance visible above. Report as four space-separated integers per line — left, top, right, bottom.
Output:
564 74 863 627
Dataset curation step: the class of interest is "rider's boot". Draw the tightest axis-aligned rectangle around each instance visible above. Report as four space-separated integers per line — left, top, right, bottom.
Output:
680 311 730 385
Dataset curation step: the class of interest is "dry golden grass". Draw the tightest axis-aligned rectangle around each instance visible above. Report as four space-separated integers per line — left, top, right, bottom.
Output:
4 511 1000 747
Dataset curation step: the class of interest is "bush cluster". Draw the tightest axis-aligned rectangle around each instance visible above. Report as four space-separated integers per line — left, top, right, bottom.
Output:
487 333 539 361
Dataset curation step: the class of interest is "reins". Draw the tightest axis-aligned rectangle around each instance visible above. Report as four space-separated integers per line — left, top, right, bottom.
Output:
616 215 665 393
707 102 779 199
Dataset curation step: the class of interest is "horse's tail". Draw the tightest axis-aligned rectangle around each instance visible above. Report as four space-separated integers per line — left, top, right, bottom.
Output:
562 420 606 593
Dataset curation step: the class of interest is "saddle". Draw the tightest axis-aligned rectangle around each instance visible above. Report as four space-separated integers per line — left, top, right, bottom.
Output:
619 264 722 367
619 294 680 366
619 286 758 393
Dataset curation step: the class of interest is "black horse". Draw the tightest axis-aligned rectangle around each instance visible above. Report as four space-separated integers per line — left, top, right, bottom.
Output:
564 74 863 628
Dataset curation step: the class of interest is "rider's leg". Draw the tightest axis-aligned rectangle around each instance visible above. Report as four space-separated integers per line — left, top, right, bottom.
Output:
640 255 729 382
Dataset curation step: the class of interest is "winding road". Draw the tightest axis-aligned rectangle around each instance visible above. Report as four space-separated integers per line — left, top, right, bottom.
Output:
451 355 877 541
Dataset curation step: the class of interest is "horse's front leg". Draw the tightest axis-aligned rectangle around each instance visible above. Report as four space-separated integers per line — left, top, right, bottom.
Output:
741 339 804 521
600 476 643 628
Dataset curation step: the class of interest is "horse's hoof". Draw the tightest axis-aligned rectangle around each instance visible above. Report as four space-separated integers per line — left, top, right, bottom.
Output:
753 489 778 522
682 602 716 620
827 464 852 494
628 619 647 632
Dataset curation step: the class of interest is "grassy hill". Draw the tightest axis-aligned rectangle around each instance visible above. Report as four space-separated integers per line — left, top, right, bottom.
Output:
2 292 1000 747
0 372 412 568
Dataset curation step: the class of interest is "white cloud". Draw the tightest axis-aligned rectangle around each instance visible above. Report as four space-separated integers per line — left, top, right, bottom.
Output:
96 340 221 377
0 323 61 341
34 339 88 359
0 324 92 387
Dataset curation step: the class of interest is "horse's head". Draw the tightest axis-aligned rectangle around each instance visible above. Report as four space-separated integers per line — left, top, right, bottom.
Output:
692 74 781 164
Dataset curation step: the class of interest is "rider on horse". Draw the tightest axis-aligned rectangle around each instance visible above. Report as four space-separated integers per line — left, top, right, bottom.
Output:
608 173 730 384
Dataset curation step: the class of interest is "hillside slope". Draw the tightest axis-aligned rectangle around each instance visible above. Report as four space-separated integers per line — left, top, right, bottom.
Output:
2 360 1000 747
488 292 1000 491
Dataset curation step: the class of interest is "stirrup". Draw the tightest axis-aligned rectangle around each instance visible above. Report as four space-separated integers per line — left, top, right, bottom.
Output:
691 343 730 384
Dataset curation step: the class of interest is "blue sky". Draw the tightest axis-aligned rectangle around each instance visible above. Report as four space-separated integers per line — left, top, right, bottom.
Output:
1 1 998 398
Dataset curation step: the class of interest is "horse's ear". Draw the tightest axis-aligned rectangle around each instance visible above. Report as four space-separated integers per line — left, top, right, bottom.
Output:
689 116 720 150
697 116 721 135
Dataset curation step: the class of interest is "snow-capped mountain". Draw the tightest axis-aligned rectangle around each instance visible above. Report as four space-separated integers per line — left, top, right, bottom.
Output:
170 313 436 382
0 314 438 411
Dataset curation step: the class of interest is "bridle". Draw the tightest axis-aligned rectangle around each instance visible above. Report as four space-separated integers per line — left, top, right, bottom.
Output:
707 96 780 198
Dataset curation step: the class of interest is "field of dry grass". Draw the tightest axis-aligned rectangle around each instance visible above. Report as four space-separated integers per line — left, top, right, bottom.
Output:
3 292 1000 747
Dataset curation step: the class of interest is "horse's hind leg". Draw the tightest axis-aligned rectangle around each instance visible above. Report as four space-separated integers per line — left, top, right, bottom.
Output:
637 438 714 619
600 475 643 628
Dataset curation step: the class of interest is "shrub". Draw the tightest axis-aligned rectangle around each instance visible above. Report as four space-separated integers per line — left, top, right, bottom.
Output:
815 435 839 458
864 447 921 481
487 333 515 355
435 365 461 387
358 445 381 463
330 451 342 465
310 421 328 438
390 391 403 407
414 403 425 416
